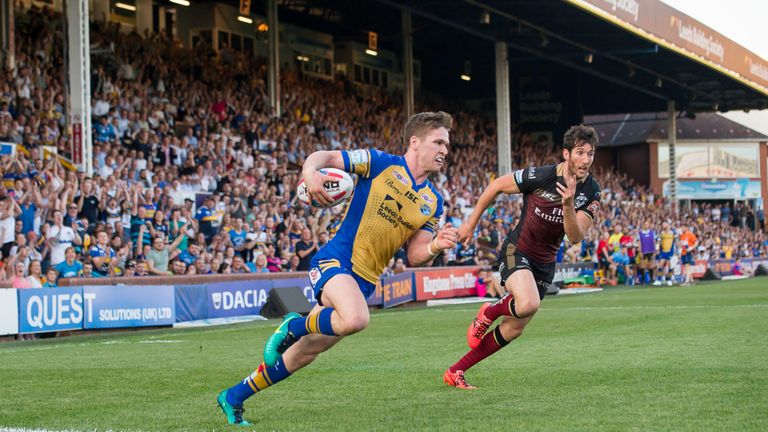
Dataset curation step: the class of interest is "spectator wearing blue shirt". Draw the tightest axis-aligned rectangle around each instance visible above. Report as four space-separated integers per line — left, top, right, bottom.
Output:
196 197 217 242
54 247 84 279
609 246 633 285
18 186 40 235
177 241 201 267
89 230 116 277
94 116 118 143
229 218 248 254
253 254 270 273
43 268 58 287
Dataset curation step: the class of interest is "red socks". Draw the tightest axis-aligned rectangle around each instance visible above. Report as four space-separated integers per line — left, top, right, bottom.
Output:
483 294 519 321
450 326 510 373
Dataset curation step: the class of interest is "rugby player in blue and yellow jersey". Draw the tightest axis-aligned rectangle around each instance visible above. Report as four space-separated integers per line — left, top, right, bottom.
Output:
216 111 460 426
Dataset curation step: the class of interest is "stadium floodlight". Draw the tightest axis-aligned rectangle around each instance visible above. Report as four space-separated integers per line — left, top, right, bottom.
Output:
460 74 471 81
296 55 309 62
365 49 378 56
170 0 190 6
655 78 663 88
238 15 254 24
479 11 490 24
115 2 137 11
584 53 593 64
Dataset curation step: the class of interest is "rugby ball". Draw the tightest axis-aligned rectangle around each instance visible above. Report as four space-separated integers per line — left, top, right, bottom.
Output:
297 168 354 208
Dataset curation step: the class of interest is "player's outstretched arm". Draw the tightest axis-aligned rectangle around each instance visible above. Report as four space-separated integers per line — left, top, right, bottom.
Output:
302 151 345 207
458 173 520 245
407 223 459 267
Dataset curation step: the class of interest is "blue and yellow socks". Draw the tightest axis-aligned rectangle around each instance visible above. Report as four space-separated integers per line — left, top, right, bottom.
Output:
226 358 292 407
287 307 336 338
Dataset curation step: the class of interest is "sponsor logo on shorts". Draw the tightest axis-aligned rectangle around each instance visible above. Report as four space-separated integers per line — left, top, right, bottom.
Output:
514 169 523 184
309 268 321 286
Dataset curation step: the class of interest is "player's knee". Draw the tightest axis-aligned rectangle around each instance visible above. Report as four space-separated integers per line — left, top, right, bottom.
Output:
516 297 540 317
337 312 370 335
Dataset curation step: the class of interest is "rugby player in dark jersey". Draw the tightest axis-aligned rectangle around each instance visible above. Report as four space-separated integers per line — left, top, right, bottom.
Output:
443 125 601 389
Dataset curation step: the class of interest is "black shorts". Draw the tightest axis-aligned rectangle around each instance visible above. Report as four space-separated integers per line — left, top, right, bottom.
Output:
497 240 556 300
642 253 654 262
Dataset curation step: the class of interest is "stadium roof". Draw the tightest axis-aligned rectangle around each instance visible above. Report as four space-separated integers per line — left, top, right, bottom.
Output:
584 112 768 147
249 0 768 115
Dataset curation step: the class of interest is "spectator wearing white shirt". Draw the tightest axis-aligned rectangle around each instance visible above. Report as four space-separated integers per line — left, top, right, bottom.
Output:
47 209 83 266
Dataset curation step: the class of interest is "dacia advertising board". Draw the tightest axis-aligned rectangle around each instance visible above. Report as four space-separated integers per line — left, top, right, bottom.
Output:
207 280 271 318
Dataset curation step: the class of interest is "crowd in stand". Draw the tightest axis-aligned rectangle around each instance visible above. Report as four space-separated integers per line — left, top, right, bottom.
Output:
0 5 765 289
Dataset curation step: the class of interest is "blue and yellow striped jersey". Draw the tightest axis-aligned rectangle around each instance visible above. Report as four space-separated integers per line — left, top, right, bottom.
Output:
322 148 444 284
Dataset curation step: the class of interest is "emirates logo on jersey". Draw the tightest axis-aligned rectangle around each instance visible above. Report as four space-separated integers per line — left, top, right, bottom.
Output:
534 206 563 223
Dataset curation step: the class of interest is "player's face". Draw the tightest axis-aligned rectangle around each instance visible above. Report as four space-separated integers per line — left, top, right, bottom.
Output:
564 142 595 180
417 127 449 172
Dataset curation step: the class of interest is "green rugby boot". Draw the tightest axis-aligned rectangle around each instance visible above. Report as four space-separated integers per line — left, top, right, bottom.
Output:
216 389 252 426
263 312 302 367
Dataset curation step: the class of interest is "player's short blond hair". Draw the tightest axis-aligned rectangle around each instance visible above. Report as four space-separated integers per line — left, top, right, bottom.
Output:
403 111 453 145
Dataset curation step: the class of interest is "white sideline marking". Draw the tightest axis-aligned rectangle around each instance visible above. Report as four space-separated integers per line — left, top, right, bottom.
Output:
137 340 182 344
372 303 768 318
0 428 118 432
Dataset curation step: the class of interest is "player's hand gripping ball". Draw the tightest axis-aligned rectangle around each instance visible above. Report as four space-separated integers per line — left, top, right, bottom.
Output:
297 168 354 208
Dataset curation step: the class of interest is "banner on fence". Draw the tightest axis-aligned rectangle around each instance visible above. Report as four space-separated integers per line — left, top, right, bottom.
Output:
174 284 208 322
367 279 384 306
553 262 595 283
17 287 85 333
0 289 19 335
207 280 271 318
381 272 415 308
414 267 479 301
83 285 175 329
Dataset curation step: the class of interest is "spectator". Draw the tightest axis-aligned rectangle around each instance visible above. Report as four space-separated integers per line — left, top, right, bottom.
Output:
47 209 82 266
89 230 115 277
294 227 317 271
54 246 83 279
43 268 58 287
146 223 188 275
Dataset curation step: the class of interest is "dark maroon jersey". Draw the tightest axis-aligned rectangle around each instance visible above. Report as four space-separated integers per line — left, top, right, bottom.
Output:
508 163 601 263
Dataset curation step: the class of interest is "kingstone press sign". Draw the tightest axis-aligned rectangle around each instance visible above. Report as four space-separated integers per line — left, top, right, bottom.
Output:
83 285 175 329
17 287 85 333
415 267 479 301
207 280 271 318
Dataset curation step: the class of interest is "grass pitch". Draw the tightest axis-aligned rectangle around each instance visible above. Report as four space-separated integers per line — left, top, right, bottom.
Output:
1 279 767 431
